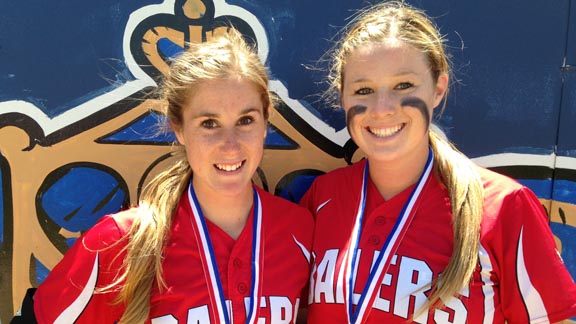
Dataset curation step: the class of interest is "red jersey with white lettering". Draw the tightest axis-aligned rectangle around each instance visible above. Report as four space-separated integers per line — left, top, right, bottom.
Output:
34 185 313 324
300 159 576 323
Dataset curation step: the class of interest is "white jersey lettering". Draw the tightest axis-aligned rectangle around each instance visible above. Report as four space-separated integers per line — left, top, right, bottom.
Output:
269 296 293 323
314 249 338 303
294 298 300 320
310 249 473 322
434 285 469 324
373 253 397 312
245 296 267 324
394 256 433 323
152 296 298 324
187 305 211 324
308 252 317 305
151 305 210 324
151 314 178 324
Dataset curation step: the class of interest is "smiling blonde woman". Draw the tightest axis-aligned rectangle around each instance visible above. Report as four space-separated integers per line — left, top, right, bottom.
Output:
300 1 576 323
30 29 314 324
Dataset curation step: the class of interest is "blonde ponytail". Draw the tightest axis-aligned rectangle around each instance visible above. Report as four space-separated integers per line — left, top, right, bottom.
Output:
95 148 190 324
418 131 483 314
115 149 190 324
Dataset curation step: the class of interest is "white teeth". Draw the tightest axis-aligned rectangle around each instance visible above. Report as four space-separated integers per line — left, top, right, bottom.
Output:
369 125 402 137
215 162 243 171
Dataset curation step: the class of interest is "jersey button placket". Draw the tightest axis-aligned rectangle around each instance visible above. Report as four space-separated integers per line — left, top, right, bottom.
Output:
237 282 248 294
369 235 381 245
364 211 384 247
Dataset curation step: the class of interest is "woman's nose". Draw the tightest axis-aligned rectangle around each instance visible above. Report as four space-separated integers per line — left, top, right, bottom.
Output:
219 128 240 151
373 91 397 115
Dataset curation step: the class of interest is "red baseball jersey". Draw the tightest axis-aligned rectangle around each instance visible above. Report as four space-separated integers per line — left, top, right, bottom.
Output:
300 159 576 323
34 185 314 324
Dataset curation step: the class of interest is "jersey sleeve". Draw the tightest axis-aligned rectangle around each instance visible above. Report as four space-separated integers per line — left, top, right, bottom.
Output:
492 186 576 322
34 215 128 324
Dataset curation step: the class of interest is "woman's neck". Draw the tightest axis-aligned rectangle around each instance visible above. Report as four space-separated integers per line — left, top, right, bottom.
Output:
368 145 430 201
192 182 254 240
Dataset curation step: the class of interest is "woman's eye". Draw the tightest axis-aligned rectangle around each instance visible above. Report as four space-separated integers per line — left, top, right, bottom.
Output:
201 119 218 129
395 82 413 90
238 116 255 126
355 87 373 95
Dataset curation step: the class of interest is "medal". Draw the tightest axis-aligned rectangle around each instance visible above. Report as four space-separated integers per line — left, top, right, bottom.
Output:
343 148 434 324
187 182 263 324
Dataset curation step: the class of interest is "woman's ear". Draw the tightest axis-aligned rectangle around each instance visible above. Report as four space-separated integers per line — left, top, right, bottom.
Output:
433 72 449 108
170 121 185 145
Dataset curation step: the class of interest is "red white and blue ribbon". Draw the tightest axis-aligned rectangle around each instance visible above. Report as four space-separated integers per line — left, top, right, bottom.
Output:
343 148 434 324
187 182 263 324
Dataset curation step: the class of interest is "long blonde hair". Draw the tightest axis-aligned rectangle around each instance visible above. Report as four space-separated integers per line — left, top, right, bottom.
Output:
328 1 484 313
107 29 271 324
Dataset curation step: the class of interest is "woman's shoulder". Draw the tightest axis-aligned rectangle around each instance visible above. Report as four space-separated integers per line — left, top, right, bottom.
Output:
80 207 139 250
108 207 139 234
476 165 527 199
475 165 546 227
297 160 366 212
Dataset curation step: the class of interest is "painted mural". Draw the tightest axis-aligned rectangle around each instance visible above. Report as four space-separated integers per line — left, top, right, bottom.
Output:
0 0 574 322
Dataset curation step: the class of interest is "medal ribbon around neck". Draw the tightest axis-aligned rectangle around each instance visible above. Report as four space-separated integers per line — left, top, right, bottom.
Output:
187 182 263 324
344 148 434 324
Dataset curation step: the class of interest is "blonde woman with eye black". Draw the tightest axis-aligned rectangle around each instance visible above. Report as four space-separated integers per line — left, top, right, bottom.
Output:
15 30 314 324
300 1 576 323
